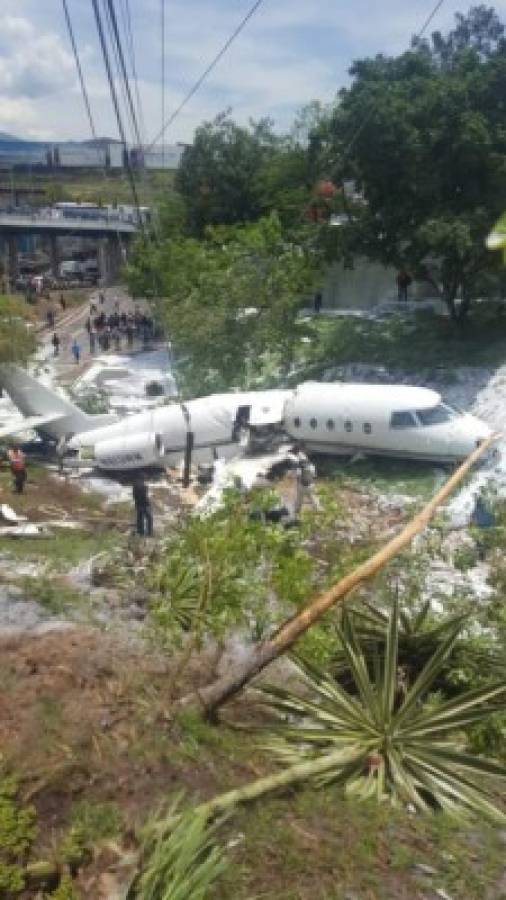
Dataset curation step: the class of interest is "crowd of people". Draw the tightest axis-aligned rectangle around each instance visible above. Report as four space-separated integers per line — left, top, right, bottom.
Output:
85 302 155 356
48 292 156 363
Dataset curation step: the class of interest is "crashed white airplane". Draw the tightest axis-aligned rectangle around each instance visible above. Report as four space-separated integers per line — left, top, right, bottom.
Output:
0 365 492 471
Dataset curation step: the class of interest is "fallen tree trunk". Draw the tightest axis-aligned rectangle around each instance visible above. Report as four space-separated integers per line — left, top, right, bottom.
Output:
181 435 497 717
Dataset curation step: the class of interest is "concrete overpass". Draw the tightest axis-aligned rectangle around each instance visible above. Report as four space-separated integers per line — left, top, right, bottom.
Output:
0 210 139 286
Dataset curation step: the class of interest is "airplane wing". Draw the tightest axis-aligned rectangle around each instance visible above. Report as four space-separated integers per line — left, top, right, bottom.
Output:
0 412 66 440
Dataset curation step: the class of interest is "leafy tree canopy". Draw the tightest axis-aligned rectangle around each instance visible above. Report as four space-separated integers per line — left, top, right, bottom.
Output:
127 214 317 394
175 112 281 235
316 5 506 320
175 105 332 234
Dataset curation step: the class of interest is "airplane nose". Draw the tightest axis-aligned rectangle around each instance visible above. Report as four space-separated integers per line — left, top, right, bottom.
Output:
462 415 493 454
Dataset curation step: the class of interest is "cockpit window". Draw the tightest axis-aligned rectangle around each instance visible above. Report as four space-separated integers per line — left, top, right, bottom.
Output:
390 411 418 429
416 404 458 427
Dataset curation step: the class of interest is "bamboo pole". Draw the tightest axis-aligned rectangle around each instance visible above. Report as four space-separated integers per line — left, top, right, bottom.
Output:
182 434 498 716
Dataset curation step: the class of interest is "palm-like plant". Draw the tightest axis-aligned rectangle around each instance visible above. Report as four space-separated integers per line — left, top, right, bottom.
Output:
329 601 505 696
261 598 506 822
131 796 227 900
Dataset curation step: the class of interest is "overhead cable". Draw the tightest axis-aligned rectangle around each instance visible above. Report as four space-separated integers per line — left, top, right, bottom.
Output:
341 0 447 159
120 0 146 140
91 0 145 234
161 0 166 165
61 0 98 141
104 0 143 149
147 0 265 150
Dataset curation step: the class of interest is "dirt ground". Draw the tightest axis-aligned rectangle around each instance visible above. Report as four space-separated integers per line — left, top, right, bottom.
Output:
1 627 505 900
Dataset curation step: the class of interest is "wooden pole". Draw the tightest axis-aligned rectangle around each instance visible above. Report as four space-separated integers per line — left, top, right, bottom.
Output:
181 435 498 716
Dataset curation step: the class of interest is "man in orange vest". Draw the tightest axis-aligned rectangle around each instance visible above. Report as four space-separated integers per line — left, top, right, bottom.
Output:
8 447 27 494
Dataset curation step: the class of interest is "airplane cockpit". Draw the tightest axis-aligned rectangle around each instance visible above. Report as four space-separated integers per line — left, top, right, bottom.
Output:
390 403 461 429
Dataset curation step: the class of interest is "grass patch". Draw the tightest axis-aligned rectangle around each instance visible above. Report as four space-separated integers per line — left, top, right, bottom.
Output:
316 456 443 500
303 303 506 373
0 529 125 569
212 787 506 899
15 168 175 207
59 800 121 864
19 576 85 615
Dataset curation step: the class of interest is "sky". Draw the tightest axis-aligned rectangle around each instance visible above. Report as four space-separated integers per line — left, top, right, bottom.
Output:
0 0 505 146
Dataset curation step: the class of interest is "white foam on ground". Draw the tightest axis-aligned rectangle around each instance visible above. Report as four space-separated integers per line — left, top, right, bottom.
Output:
72 347 177 414
446 364 506 525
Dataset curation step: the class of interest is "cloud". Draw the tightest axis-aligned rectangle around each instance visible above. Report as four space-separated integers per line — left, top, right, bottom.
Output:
0 15 75 99
1 1 506 143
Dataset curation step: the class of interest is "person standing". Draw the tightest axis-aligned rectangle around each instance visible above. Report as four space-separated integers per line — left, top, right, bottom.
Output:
71 338 81 364
132 474 153 537
89 329 97 354
313 291 323 315
59 293 66 312
52 332 60 356
396 270 412 302
8 447 27 494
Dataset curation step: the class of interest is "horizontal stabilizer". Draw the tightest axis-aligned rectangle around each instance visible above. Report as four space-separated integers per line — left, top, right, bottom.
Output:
0 412 65 441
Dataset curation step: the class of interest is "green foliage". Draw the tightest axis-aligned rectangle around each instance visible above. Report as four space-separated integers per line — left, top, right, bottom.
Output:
0 773 36 894
328 600 505 698
316 6 506 320
46 873 79 899
20 576 85 615
261 598 506 821
0 295 36 363
135 795 227 900
453 544 480 571
175 113 280 235
128 214 317 393
304 304 506 373
58 801 121 867
69 800 122 843
150 493 315 648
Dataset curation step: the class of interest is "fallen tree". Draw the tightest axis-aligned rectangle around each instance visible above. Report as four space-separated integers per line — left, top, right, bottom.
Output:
181 434 498 718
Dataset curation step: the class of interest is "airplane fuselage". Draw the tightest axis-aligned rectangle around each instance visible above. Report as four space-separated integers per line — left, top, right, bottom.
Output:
66 383 492 471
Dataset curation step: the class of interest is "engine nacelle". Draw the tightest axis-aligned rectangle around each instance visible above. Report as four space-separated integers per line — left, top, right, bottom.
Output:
90 432 165 470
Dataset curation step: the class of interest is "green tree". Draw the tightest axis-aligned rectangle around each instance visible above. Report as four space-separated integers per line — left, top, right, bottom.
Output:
175 112 280 235
317 6 506 320
127 214 317 393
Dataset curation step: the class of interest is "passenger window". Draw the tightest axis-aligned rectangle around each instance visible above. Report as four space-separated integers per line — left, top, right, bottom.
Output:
310 417 318 429
363 423 372 434
390 411 417 430
344 420 353 433
326 419 335 431
293 416 301 428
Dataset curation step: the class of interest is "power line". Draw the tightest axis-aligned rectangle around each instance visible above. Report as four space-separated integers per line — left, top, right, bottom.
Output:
120 0 146 141
340 0 447 160
161 0 166 166
91 0 145 234
417 0 446 41
104 0 143 149
61 0 98 142
147 0 265 151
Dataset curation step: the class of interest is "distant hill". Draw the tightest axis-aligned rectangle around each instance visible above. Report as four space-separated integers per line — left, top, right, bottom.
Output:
0 132 25 142
82 137 122 148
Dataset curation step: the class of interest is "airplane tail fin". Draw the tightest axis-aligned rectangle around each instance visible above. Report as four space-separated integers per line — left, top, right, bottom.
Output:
0 364 115 439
